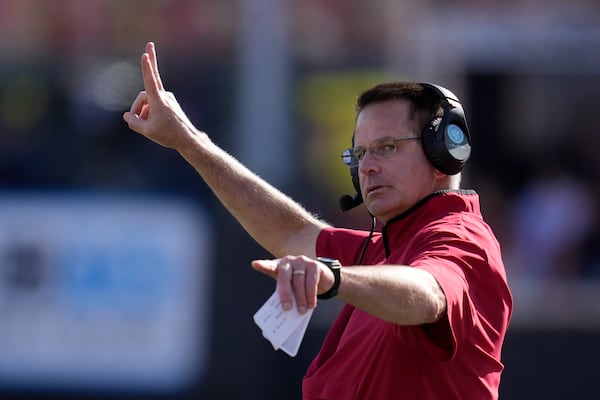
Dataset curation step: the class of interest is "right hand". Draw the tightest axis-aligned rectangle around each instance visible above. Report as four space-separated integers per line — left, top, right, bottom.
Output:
123 42 198 150
251 256 335 314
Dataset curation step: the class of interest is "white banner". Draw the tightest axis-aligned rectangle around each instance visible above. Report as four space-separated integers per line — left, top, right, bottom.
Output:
0 192 212 393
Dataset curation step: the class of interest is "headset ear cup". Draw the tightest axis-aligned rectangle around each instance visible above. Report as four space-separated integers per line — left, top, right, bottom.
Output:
421 121 446 173
419 83 472 175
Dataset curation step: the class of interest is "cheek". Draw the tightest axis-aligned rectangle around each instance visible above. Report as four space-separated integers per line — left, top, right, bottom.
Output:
405 149 435 174
391 159 436 188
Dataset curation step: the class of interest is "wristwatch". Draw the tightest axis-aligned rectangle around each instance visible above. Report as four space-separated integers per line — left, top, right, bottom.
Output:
317 257 342 300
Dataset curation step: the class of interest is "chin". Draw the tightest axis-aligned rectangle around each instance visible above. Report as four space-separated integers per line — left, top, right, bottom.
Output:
366 198 406 222
365 201 391 221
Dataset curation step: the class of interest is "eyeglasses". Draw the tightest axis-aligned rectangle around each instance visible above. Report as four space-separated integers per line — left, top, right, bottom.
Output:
341 136 421 167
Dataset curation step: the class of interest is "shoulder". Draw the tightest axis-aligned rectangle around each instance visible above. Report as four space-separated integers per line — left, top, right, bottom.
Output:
317 226 382 266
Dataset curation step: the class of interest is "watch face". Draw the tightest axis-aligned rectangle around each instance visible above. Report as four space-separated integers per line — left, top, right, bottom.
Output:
317 257 341 268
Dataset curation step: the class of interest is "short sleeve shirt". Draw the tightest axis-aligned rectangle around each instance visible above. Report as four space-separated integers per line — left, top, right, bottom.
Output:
302 191 513 400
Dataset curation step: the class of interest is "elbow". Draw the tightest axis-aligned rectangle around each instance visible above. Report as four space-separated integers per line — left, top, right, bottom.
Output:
423 286 447 324
426 289 447 322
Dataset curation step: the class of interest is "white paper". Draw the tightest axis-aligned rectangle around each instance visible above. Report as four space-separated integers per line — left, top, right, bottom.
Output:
253 288 313 357
279 309 312 357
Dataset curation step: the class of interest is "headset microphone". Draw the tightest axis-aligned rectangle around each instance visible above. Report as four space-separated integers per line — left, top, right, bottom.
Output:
339 192 363 212
340 162 363 211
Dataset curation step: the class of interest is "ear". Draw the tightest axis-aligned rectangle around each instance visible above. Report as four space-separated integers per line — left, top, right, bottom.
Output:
433 168 461 190
433 167 446 180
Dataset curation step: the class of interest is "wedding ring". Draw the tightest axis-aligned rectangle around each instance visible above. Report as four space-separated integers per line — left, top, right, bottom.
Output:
292 270 306 276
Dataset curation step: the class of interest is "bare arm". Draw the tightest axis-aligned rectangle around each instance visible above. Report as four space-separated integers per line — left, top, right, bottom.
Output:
124 43 445 327
337 265 447 325
123 42 327 257
252 257 447 326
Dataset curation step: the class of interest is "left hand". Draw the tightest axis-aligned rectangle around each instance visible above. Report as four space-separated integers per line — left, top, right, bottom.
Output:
252 255 334 314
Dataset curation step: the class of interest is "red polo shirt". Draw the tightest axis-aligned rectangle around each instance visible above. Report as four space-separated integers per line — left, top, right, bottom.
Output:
303 190 512 399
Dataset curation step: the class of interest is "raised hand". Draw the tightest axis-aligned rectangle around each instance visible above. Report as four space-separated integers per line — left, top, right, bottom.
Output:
123 42 197 150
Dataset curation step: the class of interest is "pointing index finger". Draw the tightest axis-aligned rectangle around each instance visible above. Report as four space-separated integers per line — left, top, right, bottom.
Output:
140 51 161 98
145 42 165 91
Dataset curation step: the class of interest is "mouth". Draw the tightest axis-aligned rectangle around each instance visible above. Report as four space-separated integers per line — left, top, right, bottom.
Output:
365 184 387 197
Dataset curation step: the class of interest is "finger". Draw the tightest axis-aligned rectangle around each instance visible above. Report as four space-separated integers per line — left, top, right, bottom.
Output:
251 259 278 279
145 42 165 91
123 92 149 131
141 52 162 98
128 91 148 116
304 266 318 309
140 104 150 120
291 269 309 314
292 260 319 311
275 261 295 311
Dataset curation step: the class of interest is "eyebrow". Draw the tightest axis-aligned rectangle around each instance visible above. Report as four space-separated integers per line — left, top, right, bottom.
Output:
354 136 405 147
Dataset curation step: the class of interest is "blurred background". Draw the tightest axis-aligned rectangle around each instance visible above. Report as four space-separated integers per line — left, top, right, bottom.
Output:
0 0 599 399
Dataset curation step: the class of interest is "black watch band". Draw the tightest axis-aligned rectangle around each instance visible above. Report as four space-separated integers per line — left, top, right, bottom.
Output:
317 257 342 300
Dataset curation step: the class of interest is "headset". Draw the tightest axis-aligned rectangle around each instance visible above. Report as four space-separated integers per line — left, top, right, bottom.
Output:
339 82 472 212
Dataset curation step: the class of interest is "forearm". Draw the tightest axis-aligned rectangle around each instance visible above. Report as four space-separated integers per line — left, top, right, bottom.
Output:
337 265 447 325
124 42 326 258
176 127 328 258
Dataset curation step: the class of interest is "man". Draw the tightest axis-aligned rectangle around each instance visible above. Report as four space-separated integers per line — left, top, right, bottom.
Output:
124 42 512 399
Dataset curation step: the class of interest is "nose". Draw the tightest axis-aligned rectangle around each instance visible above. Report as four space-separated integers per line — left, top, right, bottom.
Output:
358 149 380 175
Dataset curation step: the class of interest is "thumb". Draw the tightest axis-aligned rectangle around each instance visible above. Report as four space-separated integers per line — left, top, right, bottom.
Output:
123 111 146 134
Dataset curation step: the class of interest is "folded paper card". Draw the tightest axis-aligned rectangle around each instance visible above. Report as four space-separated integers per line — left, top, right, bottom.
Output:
253 288 314 357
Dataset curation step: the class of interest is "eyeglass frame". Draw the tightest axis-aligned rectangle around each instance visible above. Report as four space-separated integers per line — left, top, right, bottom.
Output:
340 135 422 168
